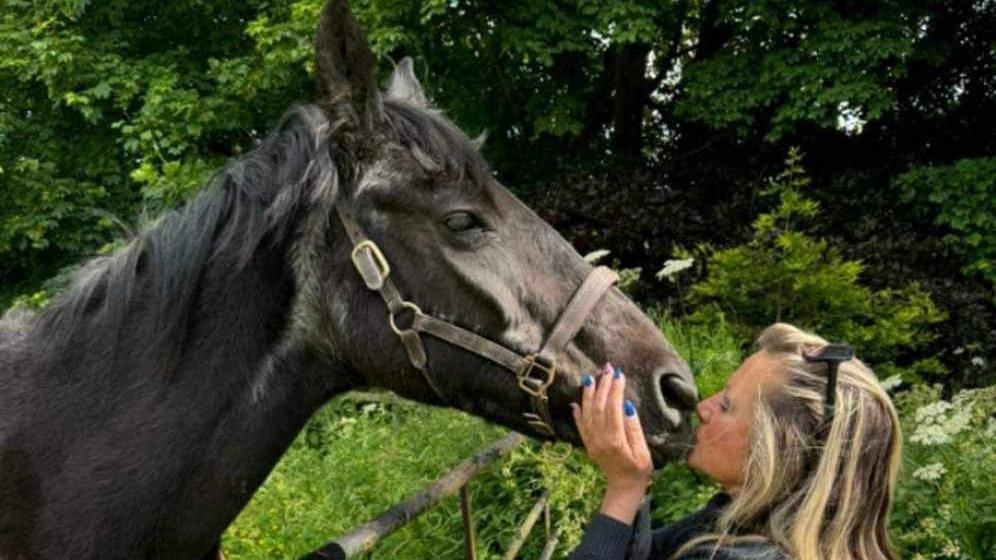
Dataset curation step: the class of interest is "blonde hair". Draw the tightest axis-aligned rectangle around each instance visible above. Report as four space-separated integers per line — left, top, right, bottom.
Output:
677 323 902 560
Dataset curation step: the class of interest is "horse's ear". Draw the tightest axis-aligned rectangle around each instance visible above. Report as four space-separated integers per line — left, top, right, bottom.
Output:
315 0 382 129
385 57 428 108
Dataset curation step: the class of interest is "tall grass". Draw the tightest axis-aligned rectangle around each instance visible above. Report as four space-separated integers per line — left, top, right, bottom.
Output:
222 399 509 559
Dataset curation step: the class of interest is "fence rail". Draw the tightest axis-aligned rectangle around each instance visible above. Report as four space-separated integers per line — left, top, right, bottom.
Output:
298 431 528 560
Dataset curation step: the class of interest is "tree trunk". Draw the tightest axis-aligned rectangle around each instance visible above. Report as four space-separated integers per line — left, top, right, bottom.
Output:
611 42 652 161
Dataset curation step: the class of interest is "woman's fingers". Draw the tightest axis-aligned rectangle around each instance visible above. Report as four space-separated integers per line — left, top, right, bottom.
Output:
574 363 654 491
623 399 652 465
607 367 626 442
580 371 595 428
593 362 614 414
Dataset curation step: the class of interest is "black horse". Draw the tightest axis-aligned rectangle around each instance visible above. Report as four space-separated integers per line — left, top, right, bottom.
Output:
0 2 697 558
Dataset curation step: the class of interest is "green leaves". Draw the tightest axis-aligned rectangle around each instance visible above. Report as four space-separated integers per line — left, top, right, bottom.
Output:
0 0 314 297
687 148 945 381
893 384 996 559
677 1 917 140
898 157 996 286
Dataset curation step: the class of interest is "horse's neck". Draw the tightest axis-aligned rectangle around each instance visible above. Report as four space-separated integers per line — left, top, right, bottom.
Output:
12 237 350 557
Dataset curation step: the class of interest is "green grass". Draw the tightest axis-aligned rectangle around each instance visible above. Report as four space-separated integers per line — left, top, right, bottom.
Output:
652 308 744 398
222 397 509 559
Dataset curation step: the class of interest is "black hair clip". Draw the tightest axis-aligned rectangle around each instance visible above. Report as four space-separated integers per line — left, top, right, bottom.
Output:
802 343 855 430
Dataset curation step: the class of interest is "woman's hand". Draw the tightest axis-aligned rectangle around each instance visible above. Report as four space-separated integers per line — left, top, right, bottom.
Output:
571 362 654 525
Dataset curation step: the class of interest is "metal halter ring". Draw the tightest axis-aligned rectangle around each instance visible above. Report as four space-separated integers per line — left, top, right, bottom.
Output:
389 301 423 337
517 355 556 397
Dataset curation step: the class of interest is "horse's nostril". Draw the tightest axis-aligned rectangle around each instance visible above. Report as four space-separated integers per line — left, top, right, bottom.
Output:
655 367 699 412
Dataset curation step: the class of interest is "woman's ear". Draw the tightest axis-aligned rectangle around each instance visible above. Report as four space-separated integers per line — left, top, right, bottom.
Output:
314 0 383 130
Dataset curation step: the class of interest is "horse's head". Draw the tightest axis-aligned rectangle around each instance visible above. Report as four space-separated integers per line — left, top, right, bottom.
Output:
300 0 697 464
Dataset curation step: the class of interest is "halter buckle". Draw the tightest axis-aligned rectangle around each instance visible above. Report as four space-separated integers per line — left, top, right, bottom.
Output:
351 240 391 290
517 354 556 397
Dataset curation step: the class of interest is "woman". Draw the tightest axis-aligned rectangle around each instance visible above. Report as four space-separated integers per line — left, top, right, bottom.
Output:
569 323 902 560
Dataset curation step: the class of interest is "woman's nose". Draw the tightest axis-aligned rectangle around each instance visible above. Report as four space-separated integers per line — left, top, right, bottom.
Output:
696 398 711 423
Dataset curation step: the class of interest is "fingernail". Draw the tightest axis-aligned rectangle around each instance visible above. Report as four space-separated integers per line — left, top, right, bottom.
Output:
613 367 622 380
624 399 636 417
582 374 593 387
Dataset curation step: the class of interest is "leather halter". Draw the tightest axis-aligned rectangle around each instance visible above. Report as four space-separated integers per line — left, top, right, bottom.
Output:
335 201 618 436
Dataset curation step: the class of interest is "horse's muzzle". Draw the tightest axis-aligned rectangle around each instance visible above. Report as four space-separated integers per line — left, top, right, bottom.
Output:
646 362 698 467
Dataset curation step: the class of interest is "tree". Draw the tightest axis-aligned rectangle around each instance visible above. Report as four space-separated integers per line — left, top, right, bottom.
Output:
2 0 993 384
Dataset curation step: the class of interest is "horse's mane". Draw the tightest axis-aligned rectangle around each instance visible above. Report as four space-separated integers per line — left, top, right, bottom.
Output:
7 98 490 374
13 104 334 370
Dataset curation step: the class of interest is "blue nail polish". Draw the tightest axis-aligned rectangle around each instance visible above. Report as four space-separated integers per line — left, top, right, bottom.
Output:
582 374 593 387
624 399 636 417
613 367 622 379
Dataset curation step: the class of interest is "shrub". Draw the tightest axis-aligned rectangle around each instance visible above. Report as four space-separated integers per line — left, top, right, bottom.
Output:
686 148 946 384
892 383 996 560
897 157 996 288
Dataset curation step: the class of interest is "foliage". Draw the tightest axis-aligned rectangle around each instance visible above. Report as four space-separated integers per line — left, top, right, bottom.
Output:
654 308 742 399
687 148 946 383
222 396 509 559
898 157 996 288
3 0 995 377
676 1 918 141
892 383 996 560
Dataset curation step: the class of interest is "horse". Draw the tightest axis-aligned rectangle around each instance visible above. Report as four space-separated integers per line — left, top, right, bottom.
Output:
0 1 697 558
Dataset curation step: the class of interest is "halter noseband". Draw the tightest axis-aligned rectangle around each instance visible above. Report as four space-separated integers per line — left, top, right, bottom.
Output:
335 202 618 436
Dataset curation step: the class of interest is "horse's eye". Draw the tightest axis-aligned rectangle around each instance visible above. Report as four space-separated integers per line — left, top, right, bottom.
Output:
443 211 481 233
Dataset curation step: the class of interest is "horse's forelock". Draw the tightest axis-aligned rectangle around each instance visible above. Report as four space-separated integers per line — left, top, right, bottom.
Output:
380 100 491 190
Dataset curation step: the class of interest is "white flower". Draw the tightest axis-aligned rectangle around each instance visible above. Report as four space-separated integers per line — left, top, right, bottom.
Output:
583 249 611 264
971 356 986 367
944 408 972 437
836 101 867 136
879 375 903 392
986 417 996 438
656 258 695 282
951 389 977 407
913 462 946 482
941 541 960 558
910 424 952 446
910 395 974 446
914 400 953 424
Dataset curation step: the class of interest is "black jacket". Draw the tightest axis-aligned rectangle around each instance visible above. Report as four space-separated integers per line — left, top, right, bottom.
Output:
568 493 788 560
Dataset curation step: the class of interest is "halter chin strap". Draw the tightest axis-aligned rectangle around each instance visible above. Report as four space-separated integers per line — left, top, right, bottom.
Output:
335 201 618 436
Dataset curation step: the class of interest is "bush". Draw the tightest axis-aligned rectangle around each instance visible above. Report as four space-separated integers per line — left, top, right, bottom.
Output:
897 157 996 288
686 148 946 384
892 383 996 560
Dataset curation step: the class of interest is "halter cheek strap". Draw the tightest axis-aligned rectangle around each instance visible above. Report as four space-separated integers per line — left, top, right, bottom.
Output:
335 202 618 436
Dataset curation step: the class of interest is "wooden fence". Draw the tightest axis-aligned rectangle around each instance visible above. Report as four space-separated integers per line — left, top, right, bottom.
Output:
295 407 565 560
